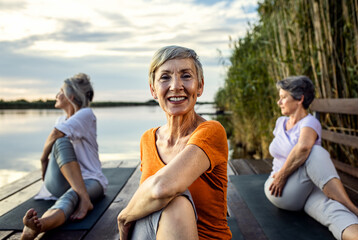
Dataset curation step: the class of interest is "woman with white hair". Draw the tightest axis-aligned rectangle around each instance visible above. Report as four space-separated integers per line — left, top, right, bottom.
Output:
21 73 108 240
117 46 231 240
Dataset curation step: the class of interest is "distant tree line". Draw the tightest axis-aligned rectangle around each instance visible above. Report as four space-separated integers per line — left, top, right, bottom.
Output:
0 99 214 109
0 99 160 109
215 0 358 166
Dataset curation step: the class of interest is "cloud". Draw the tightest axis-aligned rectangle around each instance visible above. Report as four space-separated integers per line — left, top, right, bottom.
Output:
0 0 258 101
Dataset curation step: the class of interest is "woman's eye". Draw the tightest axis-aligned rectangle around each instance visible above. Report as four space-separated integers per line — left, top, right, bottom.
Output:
160 75 170 80
182 73 191 79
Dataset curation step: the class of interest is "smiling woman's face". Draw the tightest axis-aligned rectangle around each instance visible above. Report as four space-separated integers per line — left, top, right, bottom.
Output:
151 58 203 117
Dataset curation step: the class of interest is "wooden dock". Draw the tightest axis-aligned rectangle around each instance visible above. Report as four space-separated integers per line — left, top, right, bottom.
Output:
0 158 357 240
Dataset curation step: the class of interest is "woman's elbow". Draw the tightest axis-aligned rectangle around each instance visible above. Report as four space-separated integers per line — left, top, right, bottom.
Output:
150 175 183 200
297 143 313 157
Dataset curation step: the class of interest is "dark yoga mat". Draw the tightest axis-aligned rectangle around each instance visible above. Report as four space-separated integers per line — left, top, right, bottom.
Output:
227 217 244 240
0 167 136 230
229 174 335 240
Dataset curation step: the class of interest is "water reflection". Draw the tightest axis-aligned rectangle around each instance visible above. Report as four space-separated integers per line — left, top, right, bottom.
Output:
0 105 215 187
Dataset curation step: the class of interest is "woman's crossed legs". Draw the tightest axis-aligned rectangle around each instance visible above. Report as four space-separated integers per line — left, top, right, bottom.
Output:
130 189 198 240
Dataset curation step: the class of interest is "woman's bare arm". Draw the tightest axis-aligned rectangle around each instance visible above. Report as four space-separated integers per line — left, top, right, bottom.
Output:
269 127 317 196
117 144 210 239
40 128 65 179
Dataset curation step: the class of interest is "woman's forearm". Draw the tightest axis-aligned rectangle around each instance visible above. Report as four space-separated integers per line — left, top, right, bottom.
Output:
118 175 177 225
40 128 65 178
279 143 311 178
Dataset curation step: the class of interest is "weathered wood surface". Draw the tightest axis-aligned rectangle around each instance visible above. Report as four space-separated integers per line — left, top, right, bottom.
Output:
1 157 356 240
0 160 139 240
321 129 358 149
311 97 358 179
311 98 358 115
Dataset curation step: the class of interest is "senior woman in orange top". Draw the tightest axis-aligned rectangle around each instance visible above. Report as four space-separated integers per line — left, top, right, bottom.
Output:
117 46 231 240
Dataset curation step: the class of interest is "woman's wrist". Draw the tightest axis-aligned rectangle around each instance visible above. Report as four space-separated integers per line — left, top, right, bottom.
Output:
118 209 129 225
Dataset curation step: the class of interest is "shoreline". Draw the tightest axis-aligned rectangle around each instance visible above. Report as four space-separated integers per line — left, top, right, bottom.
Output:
0 99 214 109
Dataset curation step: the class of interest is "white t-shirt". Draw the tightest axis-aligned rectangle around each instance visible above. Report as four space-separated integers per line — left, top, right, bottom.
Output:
55 107 108 191
269 114 322 174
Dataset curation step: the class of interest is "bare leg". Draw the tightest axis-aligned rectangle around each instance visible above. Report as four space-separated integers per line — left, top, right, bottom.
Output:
157 196 198 240
323 178 358 216
342 224 358 240
59 161 93 220
21 208 65 240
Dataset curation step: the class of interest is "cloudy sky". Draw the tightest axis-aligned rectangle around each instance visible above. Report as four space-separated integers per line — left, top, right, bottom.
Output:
0 0 258 102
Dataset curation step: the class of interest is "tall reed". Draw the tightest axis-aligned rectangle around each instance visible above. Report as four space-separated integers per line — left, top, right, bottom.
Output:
216 0 358 166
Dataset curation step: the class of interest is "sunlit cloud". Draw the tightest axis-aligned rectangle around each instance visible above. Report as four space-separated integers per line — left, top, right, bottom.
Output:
0 0 259 101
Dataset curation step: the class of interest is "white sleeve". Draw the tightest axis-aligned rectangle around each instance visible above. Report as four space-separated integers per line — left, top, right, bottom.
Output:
55 108 94 140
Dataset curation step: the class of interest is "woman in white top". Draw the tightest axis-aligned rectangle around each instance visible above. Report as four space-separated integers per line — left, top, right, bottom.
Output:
264 76 358 240
21 73 108 240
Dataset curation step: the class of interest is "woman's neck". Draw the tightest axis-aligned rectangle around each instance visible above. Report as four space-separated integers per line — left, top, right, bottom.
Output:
63 105 77 119
288 108 308 126
162 110 203 146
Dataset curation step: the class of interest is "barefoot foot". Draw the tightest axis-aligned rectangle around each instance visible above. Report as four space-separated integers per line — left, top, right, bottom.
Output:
70 196 93 221
21 209 42 240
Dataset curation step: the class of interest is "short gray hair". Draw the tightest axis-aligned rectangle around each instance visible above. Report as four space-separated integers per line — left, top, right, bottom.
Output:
63 73 94 108
276 76 315 109
148 45 204 88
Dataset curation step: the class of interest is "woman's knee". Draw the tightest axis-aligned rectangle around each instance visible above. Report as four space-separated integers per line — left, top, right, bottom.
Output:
53 137 77 167
307 145 330 162
158 196 198 240
161 196 196 222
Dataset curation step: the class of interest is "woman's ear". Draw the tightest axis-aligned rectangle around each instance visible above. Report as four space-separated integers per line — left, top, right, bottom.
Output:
197 78 204 97
298 95 304 105
150 85 157 99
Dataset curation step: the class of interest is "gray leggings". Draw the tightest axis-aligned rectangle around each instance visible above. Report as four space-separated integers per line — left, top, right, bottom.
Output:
264 145 358 240
44 137 104 220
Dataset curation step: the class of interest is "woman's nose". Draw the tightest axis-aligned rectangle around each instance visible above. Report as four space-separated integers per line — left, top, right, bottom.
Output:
170 75 183 91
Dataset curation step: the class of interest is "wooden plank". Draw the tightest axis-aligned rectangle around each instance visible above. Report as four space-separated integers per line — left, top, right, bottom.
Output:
84 166 141 240
227 180 268 240
333 159 358 179
227 162 235 176
0 231 13 239
3 232 22 240
311 98 358 115
244 159 272 174
41 230 86 240
229 159 256 175
0 181 42 216
118 159 140 168
0 170 41 201
322 130 358 148
338 170 358 205
102 160 123 168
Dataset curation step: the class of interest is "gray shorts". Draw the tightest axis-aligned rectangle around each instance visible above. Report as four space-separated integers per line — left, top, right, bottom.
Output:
264 145 358 240
130 189 197 240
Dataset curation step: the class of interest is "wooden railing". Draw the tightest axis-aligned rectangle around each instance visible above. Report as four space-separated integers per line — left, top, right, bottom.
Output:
310 98 358 178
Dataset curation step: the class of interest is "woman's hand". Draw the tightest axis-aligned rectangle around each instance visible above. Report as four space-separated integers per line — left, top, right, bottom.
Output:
269 171 288 197
117 213 133 240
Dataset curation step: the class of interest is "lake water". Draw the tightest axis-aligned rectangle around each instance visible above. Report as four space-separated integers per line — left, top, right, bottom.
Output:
0 104 215 188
